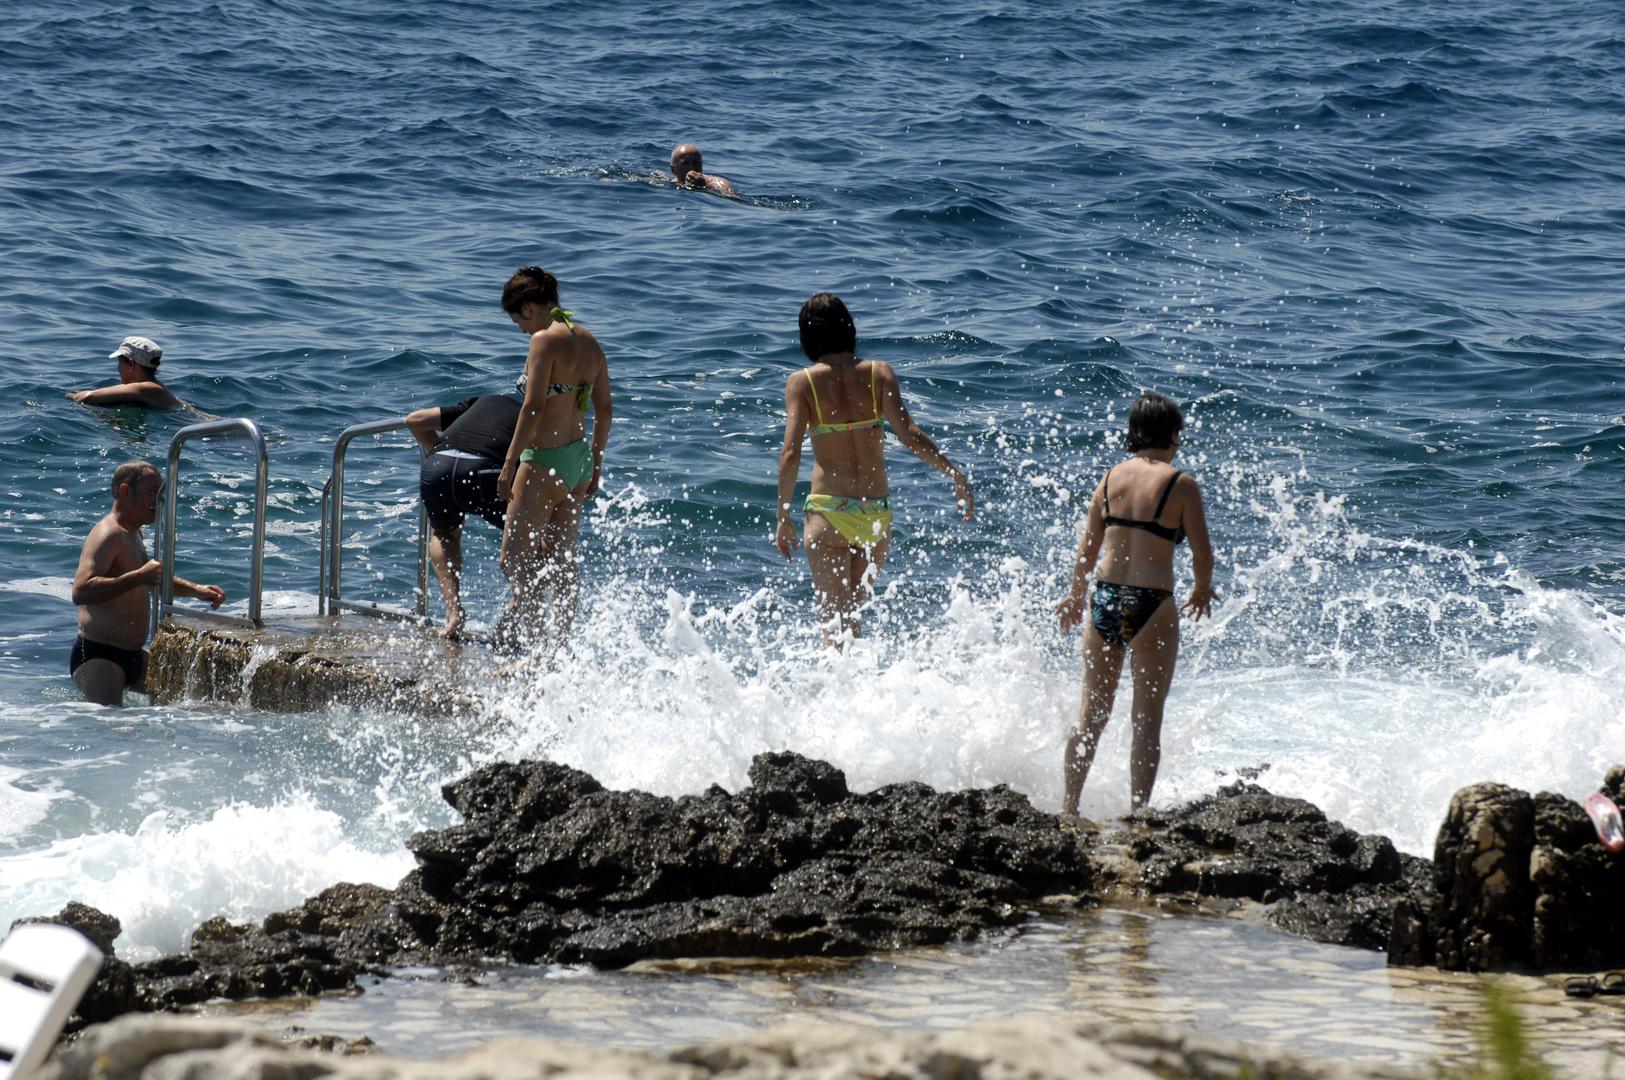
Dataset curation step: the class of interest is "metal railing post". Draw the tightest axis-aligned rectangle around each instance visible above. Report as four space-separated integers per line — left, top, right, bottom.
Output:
323 419 429 622
152 418 268 636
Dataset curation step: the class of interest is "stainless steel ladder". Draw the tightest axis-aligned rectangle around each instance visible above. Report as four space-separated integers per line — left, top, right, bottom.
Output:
151 418 268 638
318 419 429 621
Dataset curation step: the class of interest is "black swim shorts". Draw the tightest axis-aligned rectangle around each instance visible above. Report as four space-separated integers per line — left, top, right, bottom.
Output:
420 450 508 534
69 635 148 689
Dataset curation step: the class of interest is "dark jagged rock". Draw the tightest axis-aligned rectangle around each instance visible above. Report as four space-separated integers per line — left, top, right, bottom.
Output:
399 751 1091 967
1105 782 1431 950
13 900 124 954
80 753 1625 1030
1388 779 1625 971
30 752 1097 1026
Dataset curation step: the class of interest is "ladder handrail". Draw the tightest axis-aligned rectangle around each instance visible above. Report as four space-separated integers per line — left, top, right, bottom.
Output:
319 419 428 620
151 418 268 639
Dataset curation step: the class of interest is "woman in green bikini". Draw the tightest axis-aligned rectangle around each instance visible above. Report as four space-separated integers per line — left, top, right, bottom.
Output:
774 293 973 645
496 266 613 656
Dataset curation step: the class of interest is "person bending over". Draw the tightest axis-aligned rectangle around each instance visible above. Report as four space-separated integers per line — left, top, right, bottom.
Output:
1055 393 1215 812
775 293 973 646
405 394 521 639
67 336 185 410
71 460 224 705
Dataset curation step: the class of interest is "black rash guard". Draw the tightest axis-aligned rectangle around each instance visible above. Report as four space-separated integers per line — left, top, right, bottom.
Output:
434 395 520 460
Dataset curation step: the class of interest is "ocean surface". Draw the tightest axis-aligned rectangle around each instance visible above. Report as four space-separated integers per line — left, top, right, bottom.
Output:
1 0 1623 961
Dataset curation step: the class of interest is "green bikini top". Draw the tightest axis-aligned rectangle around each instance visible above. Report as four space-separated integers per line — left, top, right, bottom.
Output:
805 363 883 438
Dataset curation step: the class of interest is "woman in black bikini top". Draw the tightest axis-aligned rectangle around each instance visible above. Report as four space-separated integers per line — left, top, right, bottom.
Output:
1054 392 1217 816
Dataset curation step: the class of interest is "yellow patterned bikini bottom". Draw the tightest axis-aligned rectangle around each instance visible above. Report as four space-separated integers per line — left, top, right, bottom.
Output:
804 493 892 549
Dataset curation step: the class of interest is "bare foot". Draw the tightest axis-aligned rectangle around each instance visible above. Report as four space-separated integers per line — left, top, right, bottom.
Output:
1060 812 1101 835
492 655 539 680
440 609 465 640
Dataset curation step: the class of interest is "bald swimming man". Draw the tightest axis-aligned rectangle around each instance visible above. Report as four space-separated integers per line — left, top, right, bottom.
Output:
669 144 735 197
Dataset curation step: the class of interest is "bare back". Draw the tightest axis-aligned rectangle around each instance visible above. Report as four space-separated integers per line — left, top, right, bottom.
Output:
516 322 607 451
1091 459 1193 592
74 515 151 649
796 361 889 499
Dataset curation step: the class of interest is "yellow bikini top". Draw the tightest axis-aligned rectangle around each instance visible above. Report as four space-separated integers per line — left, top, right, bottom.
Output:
805 363 883 438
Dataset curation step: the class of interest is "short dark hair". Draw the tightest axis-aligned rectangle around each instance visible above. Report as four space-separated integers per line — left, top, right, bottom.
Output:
1124 393 1183 452
500 266 559 315
112 459 157 495
798 293 857 361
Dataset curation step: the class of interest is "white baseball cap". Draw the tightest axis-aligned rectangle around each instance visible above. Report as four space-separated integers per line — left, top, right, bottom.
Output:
110 336 162 368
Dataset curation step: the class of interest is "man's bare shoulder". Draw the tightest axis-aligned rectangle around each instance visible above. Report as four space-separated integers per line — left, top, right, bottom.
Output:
133 381 182 409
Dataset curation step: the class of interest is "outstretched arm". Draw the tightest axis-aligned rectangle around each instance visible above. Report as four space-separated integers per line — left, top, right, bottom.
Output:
404 407 443 452
1055 482 1107 630
173 577 226 609
875 363 973 521
69 382 168 408
774 375 809 559
1179 475 1216 620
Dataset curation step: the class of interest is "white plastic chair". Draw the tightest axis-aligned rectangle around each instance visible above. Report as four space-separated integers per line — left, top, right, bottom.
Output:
0 923 104 1080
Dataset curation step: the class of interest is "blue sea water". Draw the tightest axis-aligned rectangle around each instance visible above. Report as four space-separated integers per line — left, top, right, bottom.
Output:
1 0 1623 957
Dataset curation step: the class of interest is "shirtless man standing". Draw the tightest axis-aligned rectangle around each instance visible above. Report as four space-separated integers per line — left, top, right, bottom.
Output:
70 460 224 705
67 336 185 410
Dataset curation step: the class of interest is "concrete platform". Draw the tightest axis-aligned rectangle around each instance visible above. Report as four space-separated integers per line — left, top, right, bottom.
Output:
147 614 486 715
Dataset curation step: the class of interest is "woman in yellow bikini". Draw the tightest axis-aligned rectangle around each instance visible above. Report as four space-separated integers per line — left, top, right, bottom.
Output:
496 266 612 657
774 293 973 645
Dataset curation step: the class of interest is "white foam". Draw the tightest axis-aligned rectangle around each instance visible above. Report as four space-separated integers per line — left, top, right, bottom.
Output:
0 795 414 959
470 466 1625 857
1 576 74 602
0 766 61 843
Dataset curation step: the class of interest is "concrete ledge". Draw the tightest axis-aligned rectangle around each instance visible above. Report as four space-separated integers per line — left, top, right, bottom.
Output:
148 615 481 715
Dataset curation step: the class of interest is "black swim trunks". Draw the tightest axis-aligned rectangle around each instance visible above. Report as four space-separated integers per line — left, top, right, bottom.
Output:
69 635 148 689
420 450 507 534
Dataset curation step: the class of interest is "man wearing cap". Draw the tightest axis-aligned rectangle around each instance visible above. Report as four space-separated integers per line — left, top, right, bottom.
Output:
668 144 735 197
71 459 225 706
68 336 184 410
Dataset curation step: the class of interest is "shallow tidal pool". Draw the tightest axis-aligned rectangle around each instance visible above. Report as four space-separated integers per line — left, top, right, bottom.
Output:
208 907 1625 1076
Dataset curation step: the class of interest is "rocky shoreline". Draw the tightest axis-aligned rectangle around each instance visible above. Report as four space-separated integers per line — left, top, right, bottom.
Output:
35 1012 1424 1080
18 752 1625 1038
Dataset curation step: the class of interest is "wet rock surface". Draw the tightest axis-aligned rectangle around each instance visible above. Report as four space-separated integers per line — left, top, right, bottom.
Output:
36 1014 1422 1080
25 753 1095 1023
398 751 1093 967
34 752 1625 1032
1097 782 1434 950
147 619 474 715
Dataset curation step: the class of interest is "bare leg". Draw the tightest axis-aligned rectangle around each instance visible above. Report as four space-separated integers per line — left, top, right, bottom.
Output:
499 462 569 647
804 514 859 648
1127 599 1180 809
427 527 464 638
1063 622 1126 816
843 535 889 641
538 493 586 662
73 658 127 707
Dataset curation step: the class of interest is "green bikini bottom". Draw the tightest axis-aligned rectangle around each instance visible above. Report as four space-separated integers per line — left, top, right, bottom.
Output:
519 439 593 489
